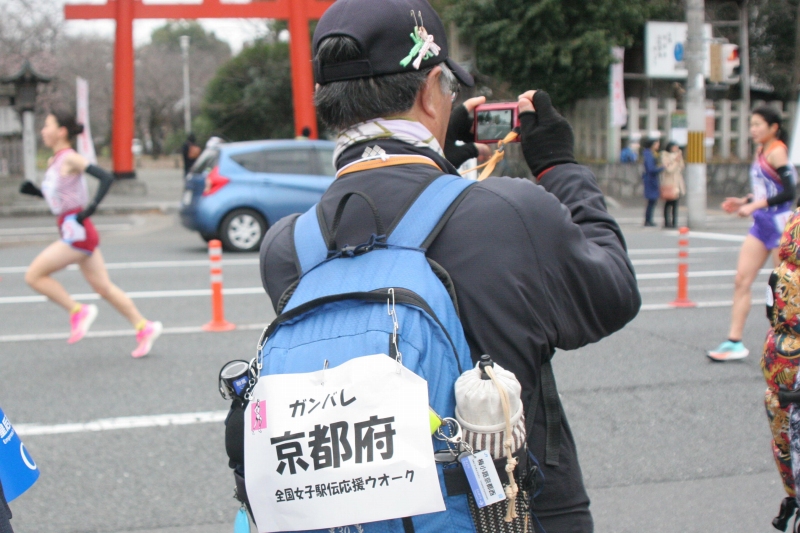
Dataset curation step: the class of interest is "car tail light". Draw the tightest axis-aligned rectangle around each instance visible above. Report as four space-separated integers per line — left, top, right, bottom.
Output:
203 166 230 196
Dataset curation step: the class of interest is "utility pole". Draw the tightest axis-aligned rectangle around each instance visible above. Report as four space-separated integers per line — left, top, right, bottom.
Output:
180 35 191 134
686 0 707 229
739 0 750 121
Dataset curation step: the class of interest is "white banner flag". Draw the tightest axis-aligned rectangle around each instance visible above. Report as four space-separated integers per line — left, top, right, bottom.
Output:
76 77 97 165
244 354 445 532
611 47 628 127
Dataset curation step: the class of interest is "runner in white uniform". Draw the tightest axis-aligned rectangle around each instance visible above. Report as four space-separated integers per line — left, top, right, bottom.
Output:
20 109 162 357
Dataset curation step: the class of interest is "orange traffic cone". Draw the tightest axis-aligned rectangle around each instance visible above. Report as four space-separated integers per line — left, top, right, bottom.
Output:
670 227 696 308
203 240 236 332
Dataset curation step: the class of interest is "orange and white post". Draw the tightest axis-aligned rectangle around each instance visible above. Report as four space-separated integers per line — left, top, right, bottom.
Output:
203 239 236 331
670 226 697 308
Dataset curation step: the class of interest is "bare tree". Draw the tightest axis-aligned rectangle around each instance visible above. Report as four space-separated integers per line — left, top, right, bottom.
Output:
0 0 62 57
135 22 231 156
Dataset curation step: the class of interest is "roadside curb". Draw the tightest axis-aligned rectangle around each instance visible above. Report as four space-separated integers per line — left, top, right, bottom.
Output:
0 201 181 217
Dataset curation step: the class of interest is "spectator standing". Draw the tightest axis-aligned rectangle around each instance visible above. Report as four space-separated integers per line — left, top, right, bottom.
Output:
255 2 642 529
642 138 664 226
660 142 685 228
0 481 12 533
620 140 638 163
182 133 201 175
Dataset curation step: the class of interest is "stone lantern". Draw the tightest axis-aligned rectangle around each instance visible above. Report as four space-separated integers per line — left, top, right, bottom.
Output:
1 60 51 183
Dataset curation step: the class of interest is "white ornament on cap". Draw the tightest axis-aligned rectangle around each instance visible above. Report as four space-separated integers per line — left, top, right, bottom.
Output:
412 26 441 70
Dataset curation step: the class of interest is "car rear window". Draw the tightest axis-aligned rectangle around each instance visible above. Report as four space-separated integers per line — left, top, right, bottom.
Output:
315 149 336 177
231 148 314 175
189 148 219 174
190 148 219 174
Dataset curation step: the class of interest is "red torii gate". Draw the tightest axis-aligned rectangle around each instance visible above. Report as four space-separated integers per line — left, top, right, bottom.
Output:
64 0 334 178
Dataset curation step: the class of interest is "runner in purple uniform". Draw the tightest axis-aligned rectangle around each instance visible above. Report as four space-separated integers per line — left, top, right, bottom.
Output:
708 106 797 361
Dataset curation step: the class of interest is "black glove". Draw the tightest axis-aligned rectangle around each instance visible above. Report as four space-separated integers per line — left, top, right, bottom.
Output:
19 181 43 198
518 91 577 177
75 204 97 225
444 104 480 168
448 104 475 143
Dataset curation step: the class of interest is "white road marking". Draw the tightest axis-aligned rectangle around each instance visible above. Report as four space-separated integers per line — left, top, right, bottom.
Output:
632 258 698 266
0 322 266 343
636 268 772 280
0 258 259 274
638 283 734 293
662 230 746 242
640 299 765 311
15 410 229 436
627 246 741 255
0 224 133 236
0 286 264 304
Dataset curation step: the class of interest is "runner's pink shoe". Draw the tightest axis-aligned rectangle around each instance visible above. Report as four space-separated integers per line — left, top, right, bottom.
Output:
132 321 162 358
67 304 98 344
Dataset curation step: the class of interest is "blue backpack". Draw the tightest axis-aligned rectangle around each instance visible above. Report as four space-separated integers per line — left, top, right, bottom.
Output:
255 174 477 532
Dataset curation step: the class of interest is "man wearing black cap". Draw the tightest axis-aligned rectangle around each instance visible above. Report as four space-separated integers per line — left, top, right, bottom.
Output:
260 0 640 531
0 482 13 533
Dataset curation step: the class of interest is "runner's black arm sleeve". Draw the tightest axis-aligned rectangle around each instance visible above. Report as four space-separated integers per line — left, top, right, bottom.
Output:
76 164 114 223
767 165 796 207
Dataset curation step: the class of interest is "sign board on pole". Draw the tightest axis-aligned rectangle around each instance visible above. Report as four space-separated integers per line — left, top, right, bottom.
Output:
611 47 627 127
645 22 713 79
76 77 97 165
670 112 688 146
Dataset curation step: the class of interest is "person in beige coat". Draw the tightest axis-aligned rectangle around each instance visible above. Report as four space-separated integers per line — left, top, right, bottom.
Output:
661 141 686 228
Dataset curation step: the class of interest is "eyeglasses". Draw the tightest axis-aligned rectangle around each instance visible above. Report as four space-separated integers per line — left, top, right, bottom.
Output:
449 79 461 103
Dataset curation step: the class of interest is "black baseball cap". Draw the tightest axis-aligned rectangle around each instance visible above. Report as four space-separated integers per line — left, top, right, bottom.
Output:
313 0 474 87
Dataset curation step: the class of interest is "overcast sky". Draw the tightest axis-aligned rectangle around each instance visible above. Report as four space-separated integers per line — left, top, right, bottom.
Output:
61 0 267 53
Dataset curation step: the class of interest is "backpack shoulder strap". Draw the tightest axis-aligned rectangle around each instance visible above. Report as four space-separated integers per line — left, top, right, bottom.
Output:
293 203 329 276
388 174 474 248
293 173 474 274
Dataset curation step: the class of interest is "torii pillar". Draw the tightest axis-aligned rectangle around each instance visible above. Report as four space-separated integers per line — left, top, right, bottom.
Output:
65 0 332 179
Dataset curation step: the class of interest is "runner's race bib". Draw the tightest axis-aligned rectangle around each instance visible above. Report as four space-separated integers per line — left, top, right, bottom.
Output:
60 214 87 244
244 354 445 532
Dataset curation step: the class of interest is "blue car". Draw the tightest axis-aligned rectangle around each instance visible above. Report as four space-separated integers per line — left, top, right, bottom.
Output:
180 139 336 251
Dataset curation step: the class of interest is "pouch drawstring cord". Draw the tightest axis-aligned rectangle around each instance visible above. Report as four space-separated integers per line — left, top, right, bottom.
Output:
484 365 519 522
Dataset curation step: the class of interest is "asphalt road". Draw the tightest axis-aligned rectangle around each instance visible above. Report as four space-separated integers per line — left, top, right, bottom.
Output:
0 209 787 533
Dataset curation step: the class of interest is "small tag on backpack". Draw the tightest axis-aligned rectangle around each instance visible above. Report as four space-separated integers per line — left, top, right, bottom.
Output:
459 450 506 508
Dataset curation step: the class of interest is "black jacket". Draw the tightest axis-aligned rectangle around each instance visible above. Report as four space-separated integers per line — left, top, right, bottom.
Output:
260 139 641 524
0 481 13 533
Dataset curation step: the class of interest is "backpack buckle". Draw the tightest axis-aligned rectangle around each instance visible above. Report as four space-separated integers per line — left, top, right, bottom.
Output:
332 234 388 258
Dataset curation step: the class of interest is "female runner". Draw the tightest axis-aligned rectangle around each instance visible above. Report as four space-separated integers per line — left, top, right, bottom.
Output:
20 109 162 357
708 106 797 361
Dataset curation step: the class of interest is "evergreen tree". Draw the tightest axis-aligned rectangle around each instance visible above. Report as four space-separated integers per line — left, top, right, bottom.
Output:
751 0 800 101
446 0 682 107
201 41 294 141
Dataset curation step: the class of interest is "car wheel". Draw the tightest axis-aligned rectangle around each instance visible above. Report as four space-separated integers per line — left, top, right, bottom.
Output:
219 208 267 252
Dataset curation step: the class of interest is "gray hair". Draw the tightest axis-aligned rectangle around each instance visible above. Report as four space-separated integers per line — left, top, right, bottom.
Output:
314 35 456 131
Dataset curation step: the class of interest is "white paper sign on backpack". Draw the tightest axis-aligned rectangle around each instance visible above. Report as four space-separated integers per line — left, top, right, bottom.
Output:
244 354 445 533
